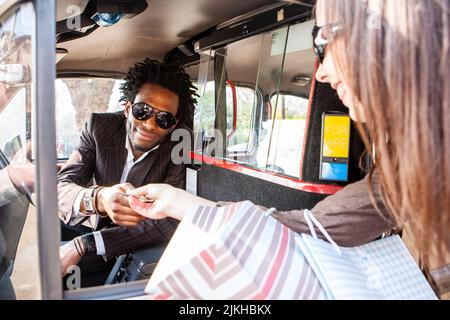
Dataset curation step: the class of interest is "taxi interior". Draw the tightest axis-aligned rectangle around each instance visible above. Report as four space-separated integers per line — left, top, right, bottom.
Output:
1 0 369 299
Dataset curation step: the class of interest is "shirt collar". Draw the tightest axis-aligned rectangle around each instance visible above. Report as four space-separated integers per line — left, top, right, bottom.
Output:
125 137 159 164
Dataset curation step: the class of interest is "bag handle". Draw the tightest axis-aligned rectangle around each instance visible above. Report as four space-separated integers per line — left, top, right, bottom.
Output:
303 209 342 255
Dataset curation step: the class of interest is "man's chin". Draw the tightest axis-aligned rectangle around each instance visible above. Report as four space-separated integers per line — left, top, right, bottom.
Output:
132 138 161 153
134 143 155 153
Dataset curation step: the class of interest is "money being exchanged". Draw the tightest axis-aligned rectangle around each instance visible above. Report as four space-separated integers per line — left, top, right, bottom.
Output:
119 192 155 204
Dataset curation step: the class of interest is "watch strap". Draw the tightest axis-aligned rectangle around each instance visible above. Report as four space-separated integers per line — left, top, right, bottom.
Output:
79 233 97 256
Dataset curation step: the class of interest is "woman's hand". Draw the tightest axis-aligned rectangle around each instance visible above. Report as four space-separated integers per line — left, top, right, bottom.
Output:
127 184 216 221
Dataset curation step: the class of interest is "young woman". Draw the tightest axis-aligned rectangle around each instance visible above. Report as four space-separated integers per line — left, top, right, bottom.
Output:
128 0 450 297
310 0 450 290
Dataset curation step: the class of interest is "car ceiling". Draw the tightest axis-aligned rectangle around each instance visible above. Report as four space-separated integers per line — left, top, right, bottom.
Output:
56 0 280 75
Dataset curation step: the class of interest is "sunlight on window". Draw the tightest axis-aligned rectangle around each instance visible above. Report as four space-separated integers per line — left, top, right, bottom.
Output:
55 78 124 159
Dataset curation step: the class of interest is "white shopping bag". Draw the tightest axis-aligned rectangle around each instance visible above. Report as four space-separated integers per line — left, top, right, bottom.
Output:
144 201 325 300
296 210 438 300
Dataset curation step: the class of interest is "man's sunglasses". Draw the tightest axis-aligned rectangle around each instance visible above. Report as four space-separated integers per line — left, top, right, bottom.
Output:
131 102 177 130
312 24 342 64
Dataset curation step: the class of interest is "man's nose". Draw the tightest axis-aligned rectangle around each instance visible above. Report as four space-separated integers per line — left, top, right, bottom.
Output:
142 115 158 130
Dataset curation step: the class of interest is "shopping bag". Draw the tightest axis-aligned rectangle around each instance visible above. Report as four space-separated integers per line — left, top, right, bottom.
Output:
296 209 438 300
144 201 325 300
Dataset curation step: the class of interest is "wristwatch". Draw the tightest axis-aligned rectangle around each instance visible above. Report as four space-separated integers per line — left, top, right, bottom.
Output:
82 186 98 215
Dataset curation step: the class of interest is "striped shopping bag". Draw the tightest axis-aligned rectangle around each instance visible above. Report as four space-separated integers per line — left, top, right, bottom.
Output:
144 201 325 300
296 210 438 300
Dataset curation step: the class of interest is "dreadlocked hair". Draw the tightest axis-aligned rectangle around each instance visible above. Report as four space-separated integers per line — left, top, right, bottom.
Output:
120 58 197 128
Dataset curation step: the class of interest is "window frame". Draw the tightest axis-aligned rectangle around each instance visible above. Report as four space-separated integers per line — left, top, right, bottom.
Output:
0 0 60 300
32 0 61 300
225 82 263 157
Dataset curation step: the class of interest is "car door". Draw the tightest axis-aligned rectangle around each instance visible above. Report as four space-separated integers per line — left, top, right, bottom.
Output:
0 1 43 299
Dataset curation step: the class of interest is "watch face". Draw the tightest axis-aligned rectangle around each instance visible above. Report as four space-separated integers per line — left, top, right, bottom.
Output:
84 199 93 211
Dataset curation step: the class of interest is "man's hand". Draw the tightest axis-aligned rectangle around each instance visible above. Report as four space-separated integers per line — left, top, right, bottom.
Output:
60 240 82 277
128 184 216 221
96 183 146 227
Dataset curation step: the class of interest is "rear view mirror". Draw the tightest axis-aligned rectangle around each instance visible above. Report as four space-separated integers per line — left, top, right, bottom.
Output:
0 64 30 86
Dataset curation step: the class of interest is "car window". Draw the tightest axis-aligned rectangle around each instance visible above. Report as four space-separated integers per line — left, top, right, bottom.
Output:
226 85 257 153
265 94 308 177
0 89 27 150
0 2 42 299
55 78 124 159
195 20 314 179
196 81 257 155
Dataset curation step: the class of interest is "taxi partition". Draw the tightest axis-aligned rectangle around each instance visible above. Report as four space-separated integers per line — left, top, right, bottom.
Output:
188 15 367 213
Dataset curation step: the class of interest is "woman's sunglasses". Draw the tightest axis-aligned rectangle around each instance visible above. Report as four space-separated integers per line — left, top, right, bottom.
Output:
131 102 178 130
312 24 342 64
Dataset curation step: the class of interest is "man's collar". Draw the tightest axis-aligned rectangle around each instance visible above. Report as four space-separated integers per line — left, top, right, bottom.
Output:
125 137 159 164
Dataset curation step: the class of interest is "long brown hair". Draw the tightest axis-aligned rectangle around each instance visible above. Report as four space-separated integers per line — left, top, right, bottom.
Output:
316 0 450 266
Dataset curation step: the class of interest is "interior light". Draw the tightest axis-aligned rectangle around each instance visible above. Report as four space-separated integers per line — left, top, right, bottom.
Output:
91 12 125 27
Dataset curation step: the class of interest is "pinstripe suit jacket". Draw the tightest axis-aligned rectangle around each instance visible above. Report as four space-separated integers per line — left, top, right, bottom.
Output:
57 112 187 260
